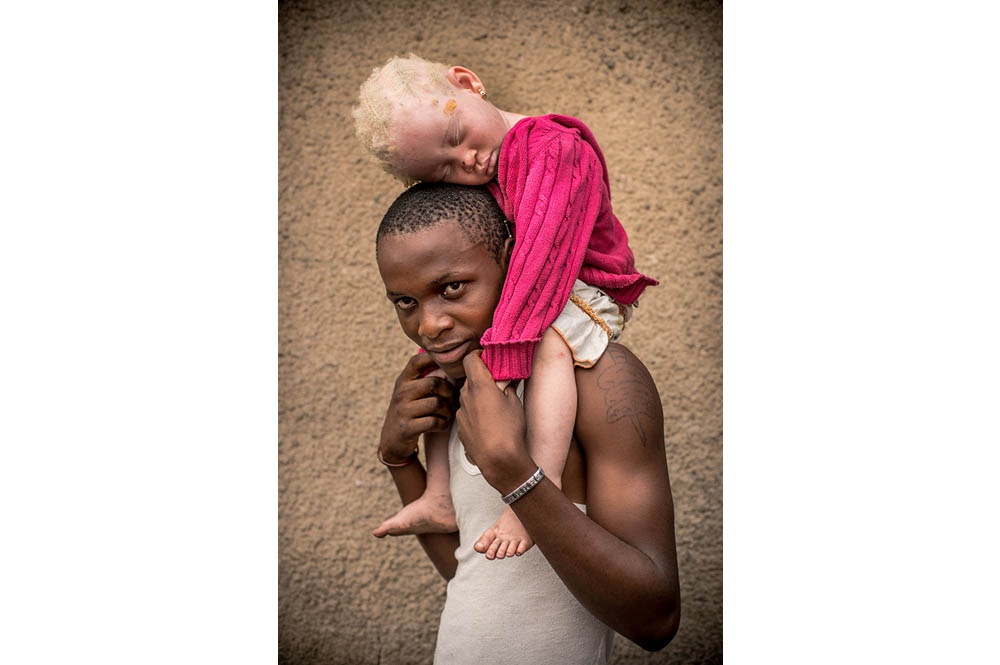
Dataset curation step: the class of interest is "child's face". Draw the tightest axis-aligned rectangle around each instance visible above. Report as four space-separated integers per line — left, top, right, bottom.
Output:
378 218 507 380
389 86 510 186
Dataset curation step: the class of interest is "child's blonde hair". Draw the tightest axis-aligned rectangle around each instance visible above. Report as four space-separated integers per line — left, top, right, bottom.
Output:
353 54 453 185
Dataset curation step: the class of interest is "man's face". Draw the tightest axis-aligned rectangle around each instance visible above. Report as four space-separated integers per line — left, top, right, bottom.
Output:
378 218 507 380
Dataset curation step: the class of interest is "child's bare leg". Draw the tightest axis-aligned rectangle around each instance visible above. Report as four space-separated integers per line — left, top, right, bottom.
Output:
475 328 576 559
373 429 457 537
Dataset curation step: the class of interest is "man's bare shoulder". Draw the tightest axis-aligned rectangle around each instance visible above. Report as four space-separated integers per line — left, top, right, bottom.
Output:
574 343 664 454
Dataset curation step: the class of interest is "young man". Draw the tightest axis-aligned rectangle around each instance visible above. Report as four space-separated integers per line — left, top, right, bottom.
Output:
374 183 680 663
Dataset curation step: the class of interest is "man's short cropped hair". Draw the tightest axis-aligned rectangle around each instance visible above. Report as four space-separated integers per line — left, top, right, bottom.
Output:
376 183 511 262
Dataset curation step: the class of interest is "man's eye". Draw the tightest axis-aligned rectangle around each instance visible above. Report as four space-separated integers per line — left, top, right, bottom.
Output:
394 297 416 310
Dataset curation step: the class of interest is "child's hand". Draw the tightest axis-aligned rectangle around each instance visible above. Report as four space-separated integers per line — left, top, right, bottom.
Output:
378 352 457 464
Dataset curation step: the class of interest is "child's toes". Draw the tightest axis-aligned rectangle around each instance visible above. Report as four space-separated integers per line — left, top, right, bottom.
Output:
475 528 496 554
485 537 504 560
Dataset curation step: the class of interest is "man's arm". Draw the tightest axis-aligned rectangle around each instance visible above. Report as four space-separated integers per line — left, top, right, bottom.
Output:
377 353 460 581
456 345 680 650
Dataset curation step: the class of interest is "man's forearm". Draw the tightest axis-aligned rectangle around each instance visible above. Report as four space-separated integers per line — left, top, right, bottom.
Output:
455 348 680 649
506 477 680 651
383 462 459 580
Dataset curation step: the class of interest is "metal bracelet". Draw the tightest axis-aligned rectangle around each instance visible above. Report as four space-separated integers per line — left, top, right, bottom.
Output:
501 467 545 505
377 446 418 468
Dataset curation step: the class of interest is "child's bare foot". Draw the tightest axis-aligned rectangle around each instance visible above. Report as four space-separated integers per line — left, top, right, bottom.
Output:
473 506 533 559
373 493 457 538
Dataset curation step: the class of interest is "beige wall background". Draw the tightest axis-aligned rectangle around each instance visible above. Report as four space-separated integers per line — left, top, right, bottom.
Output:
279 0 721 662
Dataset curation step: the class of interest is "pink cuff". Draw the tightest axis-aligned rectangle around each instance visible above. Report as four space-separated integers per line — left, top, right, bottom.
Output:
480 338 542 381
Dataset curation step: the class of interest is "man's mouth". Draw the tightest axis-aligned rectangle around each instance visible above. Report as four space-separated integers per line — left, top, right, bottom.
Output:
426 341 470 366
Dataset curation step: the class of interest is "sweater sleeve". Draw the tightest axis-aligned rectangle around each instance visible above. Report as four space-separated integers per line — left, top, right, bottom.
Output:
479 125 605 381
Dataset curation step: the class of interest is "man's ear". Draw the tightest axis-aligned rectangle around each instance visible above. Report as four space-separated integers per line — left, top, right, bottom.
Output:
499 236 514 273
447 66 484 94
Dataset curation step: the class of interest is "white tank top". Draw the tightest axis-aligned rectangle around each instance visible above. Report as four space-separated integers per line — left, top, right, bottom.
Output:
433 395 615 664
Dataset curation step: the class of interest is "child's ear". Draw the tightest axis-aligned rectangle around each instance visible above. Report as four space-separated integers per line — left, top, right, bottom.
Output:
447 66 484 94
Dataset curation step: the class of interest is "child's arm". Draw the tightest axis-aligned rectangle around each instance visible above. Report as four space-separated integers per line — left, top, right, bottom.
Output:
480 124 605 382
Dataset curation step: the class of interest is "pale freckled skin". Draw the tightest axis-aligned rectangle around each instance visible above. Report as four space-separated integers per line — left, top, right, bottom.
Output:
386 66 526 184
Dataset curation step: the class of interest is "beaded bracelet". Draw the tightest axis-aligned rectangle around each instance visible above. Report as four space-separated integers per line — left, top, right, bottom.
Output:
502 467 545 505
377 446 419 468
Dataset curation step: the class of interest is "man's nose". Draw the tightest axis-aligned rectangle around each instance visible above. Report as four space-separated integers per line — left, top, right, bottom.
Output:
418 305 453 339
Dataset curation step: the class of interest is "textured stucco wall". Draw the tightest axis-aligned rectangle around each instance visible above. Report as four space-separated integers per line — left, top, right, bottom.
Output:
279 1 721 662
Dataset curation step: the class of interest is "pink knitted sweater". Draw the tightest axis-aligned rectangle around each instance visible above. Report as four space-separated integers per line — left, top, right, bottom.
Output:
481 114 658 381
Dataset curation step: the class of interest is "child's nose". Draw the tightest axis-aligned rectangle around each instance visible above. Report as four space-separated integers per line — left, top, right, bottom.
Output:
461 150 476 171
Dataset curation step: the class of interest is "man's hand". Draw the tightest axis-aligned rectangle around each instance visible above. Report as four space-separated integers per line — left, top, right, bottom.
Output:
379 352 457 464
456 351 535 495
